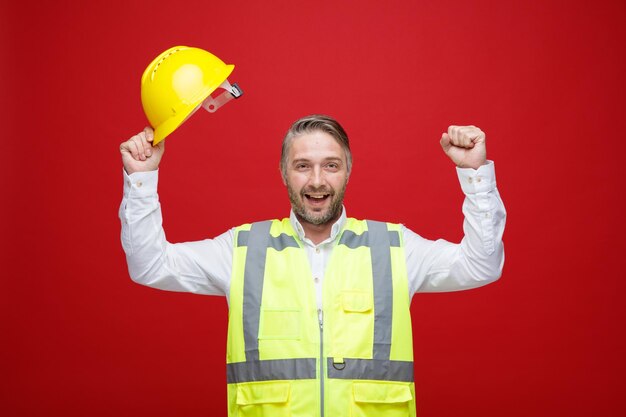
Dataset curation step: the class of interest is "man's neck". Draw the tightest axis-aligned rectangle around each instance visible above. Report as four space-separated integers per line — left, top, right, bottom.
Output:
292 209 345 246
301 222 334 245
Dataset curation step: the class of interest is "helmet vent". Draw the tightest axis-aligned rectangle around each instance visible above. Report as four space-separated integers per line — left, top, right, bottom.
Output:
151 48 181 81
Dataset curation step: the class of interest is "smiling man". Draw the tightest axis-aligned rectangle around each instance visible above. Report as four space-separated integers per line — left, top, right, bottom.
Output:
119 114 506 417
282 127 350 243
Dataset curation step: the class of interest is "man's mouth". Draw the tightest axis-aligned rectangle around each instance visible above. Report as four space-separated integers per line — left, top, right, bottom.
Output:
304 193 331 204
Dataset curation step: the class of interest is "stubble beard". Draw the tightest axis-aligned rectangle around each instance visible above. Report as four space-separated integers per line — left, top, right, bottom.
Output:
287 181 346 226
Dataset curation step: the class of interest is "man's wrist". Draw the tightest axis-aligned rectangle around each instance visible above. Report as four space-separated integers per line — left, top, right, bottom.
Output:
456 159 488 170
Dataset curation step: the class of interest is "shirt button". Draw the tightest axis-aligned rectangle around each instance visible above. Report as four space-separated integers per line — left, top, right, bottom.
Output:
476 176 482 183
136 181 143 187
314 277 320 283
315 247 320 254
467 177 473 184
126 180 131 186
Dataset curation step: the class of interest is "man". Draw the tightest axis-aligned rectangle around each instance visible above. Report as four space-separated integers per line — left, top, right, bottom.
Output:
119 115 505 417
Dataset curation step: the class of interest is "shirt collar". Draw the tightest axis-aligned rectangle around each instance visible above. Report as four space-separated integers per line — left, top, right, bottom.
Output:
289 207 347 245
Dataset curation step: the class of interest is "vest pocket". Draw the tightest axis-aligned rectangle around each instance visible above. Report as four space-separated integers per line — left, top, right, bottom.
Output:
334 290 375 358
259 309 301 340
351 381 412 417
236 381 291 417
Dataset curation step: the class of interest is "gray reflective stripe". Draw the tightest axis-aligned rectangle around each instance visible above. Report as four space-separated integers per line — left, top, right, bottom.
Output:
339 230 400 248
242 221 272 361
227 358 317 384
327 358 414 382
366 220 393 361
238 230 299 251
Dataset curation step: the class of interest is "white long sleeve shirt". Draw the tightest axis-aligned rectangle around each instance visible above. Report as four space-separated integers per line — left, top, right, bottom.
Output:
119 161 506 307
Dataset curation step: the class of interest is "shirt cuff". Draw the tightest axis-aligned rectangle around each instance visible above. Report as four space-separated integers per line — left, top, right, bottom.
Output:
456 160 496 194
123 169 159 199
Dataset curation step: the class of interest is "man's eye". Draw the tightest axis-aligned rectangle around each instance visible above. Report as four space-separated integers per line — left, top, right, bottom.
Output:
326 163 338 169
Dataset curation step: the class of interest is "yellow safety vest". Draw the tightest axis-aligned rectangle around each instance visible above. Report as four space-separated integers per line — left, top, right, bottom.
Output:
227 218 416 417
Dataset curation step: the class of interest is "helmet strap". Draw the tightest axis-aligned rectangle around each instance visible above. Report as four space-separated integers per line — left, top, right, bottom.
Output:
202 80 243 113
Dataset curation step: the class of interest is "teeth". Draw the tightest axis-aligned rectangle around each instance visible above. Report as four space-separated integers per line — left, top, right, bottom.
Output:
308 195 327 199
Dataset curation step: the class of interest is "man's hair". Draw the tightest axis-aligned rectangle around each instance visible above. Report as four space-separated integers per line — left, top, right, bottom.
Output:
280 114 352 178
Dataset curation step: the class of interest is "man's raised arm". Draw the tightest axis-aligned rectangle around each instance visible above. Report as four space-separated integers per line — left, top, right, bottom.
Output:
119 127 233 297
406 125 506 294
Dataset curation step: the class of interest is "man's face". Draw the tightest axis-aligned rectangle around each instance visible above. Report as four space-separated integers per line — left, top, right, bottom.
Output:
283 131 350 227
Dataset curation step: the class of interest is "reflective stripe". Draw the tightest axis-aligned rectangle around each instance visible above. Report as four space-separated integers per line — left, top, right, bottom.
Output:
238 230 299 251
227 358 317 384
367 220 393 361
242 221 272 361
339 230 400 248
327 358 414 382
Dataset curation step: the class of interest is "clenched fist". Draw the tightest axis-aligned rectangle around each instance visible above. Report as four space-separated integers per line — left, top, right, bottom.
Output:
440 125 487 169
120 127 164 174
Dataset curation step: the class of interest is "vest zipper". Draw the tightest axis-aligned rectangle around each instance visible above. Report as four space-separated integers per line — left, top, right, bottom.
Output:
319 310 325 417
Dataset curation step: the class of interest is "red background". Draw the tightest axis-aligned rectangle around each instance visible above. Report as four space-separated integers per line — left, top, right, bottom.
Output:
2 0 625 415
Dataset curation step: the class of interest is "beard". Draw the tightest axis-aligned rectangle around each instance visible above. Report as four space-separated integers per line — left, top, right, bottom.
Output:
287 181 347 226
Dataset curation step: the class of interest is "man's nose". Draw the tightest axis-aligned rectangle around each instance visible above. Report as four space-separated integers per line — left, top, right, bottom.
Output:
310 167 324 187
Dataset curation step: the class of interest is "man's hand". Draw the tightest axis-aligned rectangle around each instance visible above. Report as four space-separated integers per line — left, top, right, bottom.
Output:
440 125 487 169
120 127 164 174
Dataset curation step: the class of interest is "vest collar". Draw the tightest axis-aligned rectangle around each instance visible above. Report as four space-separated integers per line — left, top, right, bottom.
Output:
289 207 347 246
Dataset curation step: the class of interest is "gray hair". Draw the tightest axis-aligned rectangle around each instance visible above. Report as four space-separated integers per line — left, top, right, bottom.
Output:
280 114 352 178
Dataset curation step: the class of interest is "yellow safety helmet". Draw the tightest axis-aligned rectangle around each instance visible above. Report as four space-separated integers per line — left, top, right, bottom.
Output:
141 46 243 145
